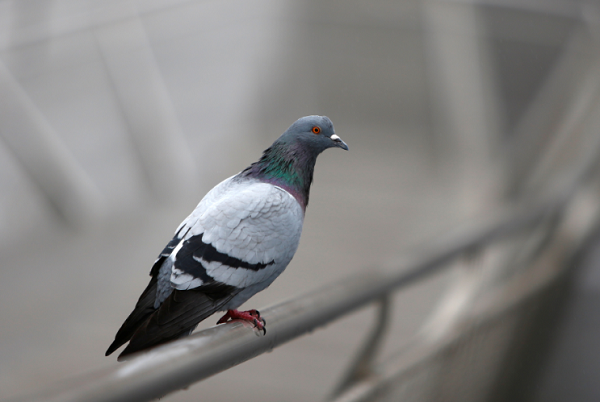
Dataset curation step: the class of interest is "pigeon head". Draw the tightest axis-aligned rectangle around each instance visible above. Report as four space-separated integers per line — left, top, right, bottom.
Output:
280 115 348 153
241 115 348 209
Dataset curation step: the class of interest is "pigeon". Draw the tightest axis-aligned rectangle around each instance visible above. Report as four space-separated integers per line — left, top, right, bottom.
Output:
106 115 348 359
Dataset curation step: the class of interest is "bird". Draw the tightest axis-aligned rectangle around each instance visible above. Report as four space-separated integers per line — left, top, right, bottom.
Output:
106 115 348 360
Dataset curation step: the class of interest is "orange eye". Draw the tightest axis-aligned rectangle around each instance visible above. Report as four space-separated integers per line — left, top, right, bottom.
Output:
312 126 321 134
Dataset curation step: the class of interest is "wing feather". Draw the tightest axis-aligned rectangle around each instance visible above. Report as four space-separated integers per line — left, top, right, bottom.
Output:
117 283 239 360
105 263 161 356
171 181 303 290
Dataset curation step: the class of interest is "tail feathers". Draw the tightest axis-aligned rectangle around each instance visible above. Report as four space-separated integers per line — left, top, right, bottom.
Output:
106 277 159 356
117 285 239 360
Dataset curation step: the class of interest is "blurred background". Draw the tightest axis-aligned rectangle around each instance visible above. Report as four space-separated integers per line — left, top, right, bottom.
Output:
1 0 600 401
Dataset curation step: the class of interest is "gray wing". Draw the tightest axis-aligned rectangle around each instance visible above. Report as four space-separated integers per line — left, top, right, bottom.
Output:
105 177 236 357
170 180 304 291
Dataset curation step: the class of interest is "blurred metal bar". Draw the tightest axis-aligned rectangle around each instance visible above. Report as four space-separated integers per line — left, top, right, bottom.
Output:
94 8 197 200
0 61 103 226
5 194 566 402
512 32 600 198
423 0 504 212
331 295 392 398
331 197 600 402
0 1 198 51
418 250 484 343
504 29 583 197
330 232 580 402
439 0 585 19
329 19 600 396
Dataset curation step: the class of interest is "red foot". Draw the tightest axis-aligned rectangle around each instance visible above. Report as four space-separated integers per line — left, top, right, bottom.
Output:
217 309 266 334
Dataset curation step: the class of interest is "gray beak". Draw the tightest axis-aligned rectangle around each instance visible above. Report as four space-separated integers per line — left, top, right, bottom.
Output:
330 134 349 150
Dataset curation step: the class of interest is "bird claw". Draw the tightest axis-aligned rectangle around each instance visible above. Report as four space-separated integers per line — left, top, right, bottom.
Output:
217 309 266 335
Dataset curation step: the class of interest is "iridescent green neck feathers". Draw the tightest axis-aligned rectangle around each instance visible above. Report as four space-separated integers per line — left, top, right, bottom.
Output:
240 141 316 209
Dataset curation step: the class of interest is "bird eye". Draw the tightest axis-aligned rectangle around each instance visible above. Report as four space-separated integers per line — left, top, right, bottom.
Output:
312 126 321 134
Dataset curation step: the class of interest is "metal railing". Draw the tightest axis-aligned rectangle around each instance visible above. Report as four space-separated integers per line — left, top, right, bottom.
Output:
5 5 600 402
9 63 600 399
6 181 595 402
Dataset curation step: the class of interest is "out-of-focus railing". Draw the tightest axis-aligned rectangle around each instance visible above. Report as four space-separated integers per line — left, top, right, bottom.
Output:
4 1 600 401
7 15 600 400
6 166 599 402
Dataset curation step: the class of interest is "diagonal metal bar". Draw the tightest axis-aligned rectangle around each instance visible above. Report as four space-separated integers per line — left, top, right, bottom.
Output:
0 61 104 226
93 7 197 201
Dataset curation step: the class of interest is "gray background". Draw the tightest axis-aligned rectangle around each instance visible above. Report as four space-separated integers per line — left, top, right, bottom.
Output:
0 1 596 401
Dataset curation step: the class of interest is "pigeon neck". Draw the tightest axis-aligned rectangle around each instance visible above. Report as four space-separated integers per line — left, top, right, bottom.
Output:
241 141 316 210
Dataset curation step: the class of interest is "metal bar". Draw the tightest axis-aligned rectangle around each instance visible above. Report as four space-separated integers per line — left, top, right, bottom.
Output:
505 28 588 198
423 0 504 212
330 295 392 399
93 9 197 201
518 47 600 197
0 61 104 227
432 0 585 19
5 197 564 402
0 1 197 51
330 209 600 402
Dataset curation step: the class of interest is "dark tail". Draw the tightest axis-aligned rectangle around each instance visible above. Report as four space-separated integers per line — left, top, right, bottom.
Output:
116 285 239 360
105 276 159 356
